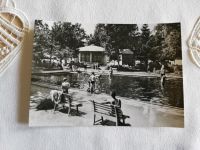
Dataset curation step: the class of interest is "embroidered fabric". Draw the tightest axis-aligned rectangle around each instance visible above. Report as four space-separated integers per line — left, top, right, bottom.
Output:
0 0 29 75
0 0 15 8
189 17 200 67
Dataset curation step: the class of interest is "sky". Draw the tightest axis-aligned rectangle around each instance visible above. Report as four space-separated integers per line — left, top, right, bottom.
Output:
81 23 155 35
43 20 156 35
44 21 96 35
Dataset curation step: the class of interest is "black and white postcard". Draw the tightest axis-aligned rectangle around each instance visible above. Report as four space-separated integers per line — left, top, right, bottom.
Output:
29 20 184 127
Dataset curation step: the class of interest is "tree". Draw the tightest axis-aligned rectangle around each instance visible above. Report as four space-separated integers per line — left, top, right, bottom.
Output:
34 20 50 50
146 35 161 61
139 24 151 70
88 24 139 66
33 21 87 68
128 25 140 66
88 24 108 47
163 23 181 60
152 23 181 62
33 20 51 65
52 22 86 59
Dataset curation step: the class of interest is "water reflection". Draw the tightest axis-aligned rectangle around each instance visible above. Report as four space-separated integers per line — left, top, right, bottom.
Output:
110 76 183 108
32 72 184 108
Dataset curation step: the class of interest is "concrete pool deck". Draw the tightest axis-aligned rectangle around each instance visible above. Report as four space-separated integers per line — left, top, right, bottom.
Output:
29 84 184 127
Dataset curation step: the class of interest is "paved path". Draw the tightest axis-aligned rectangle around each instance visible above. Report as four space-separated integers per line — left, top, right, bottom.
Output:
29 84 184 127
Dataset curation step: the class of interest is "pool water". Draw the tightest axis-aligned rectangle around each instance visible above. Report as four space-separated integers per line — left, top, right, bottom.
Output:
32 72 184 108
110 76 183 108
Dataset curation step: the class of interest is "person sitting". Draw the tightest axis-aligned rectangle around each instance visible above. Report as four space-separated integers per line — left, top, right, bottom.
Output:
102 91 121 108
110 91 121 108
60 78 71 103
106 91 127 125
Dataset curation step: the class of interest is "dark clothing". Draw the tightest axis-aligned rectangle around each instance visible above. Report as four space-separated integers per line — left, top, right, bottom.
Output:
60 93 71 103
84 65 87 70
161 73 165 77
61 81 70 103
60 94 66 103
112 99 121 108
90 81 95 93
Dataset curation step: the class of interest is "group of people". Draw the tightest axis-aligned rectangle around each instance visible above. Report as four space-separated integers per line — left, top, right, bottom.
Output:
59 73 121 109
50 78 71 109
58 64 166 112
87 71 121 108
88 72 102 94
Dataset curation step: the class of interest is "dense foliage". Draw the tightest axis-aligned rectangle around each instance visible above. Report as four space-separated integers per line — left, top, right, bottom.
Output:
89 23 181 68
33 20 86 65
33 20 181 70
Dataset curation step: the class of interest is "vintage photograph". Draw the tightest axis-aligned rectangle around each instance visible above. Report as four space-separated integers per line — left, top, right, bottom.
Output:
29 20 184 127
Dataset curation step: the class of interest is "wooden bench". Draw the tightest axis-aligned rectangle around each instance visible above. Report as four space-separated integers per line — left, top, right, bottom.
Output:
92 100 129 126
54 93 82 115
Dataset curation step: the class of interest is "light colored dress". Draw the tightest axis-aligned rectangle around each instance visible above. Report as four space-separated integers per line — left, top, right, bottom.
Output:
62 81 70 94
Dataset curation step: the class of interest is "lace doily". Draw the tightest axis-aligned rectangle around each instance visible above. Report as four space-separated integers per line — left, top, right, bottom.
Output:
189 17 200 67
0 0 29 75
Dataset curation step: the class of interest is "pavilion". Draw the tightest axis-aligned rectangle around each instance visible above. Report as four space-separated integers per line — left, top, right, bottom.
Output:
120 49 134 66
78 45 108 65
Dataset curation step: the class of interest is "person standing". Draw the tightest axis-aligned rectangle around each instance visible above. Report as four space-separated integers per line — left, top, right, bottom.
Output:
61 59 66 70
62 78 70 94
160 64 166 86
109 67 113 78
60 78 71 103
89 72 96 93
84 63 87 72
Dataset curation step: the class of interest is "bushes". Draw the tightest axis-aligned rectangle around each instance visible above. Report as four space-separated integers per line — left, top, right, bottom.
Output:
174 65 182 74
108 62 182 73
135 63 146 71
148 62 161 72
108 65 140 72
117 66 134 71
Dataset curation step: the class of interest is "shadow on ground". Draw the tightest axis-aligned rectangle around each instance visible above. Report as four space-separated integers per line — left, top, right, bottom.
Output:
35 98 86 116
59 108 86 116
36 98 54 110
95 119 131 126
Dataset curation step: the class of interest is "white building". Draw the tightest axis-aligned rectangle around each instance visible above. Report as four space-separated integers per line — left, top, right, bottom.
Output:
78 45 109 65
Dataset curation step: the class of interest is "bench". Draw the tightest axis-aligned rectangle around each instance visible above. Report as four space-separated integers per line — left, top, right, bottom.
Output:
92 100 129 126
53 93 82 115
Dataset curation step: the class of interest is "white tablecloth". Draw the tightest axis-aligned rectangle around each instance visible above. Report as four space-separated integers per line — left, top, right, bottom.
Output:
0 0 200 149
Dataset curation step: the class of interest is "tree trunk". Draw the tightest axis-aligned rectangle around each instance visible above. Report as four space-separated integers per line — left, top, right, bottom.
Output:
117 58 120 66
49 46 53 68
49 35 54 69
145 58 148 72
117 49 120 67
132 52 135 67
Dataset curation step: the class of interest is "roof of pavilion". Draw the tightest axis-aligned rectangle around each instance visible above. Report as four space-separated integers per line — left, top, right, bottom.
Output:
120 49 133 55
78 45 105 52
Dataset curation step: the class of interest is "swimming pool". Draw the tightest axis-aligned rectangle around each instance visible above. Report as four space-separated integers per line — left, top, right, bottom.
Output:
32 72 184 108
